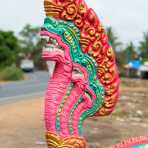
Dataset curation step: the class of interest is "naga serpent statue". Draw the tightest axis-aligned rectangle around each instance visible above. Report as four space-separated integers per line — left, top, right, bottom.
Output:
40 0 148 147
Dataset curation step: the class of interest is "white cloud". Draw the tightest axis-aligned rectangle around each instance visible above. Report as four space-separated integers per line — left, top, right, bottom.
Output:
0 0 147 45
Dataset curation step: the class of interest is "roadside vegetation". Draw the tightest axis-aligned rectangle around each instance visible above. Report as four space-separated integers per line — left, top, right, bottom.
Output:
0 25 46 81
0 65 24 81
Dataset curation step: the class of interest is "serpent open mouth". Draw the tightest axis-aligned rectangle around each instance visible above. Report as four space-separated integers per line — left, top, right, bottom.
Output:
40 30 65 61
42 36 64 54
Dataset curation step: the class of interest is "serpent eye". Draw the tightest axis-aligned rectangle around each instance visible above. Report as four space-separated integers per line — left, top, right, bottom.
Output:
72 68 84 79
84 91 92 100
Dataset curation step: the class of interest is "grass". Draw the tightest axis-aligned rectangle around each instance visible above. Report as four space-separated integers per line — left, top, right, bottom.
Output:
0 65 24 81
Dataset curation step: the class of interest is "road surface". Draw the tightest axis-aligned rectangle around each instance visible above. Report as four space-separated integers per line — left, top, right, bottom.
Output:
0 71 49 104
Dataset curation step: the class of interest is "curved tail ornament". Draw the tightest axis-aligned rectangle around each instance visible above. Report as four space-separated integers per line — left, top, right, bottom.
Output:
110 136 148 148
41 0 120 147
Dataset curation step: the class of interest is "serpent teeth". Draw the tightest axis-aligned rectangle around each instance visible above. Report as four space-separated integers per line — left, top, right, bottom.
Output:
43 46 50 52
41 35 65 54
41 36 49 43
50 38 57 45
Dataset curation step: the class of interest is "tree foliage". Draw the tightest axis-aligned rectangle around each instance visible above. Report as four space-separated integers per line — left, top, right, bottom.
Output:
106 27 122 51
0 30 20 67
139 32 148 61
118 42 138 65
19 24 40 54
19 24 46 69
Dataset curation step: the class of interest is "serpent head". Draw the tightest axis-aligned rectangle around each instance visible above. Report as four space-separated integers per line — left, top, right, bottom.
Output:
41 17 105 134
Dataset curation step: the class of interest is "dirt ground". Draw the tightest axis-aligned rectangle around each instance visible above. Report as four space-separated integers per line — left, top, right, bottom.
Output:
0 78 148 148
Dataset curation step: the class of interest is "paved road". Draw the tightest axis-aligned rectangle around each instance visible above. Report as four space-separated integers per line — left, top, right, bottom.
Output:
0 71 49 104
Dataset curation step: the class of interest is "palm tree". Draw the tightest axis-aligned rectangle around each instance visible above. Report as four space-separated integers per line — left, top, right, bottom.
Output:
106 26 122 51
139 32 148 61
125 42 138 62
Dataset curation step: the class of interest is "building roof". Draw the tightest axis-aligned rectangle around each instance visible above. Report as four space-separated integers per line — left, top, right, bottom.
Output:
128 60 142 70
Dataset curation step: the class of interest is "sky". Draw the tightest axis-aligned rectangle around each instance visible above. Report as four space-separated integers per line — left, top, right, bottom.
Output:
0 0 148 45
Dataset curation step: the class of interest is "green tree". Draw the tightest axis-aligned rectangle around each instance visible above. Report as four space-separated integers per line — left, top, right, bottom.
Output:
19 24 46 69
139 32 148 61
125 42 138 62
106 26 122 51
0 30 20 67
19 24 40 55
118 42 138 65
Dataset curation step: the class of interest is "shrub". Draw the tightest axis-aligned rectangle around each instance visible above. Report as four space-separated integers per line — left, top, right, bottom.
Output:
0 66 24 81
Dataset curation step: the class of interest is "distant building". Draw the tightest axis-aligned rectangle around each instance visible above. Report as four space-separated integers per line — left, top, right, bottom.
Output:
139 61 148 78
124 60 142 77
124 60 148 78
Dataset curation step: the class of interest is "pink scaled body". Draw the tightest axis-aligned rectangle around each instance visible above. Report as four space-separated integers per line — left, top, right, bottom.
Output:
41 31 95 137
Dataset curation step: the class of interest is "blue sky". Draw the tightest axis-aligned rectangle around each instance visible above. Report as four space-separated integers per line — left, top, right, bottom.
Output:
0 0 147 45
